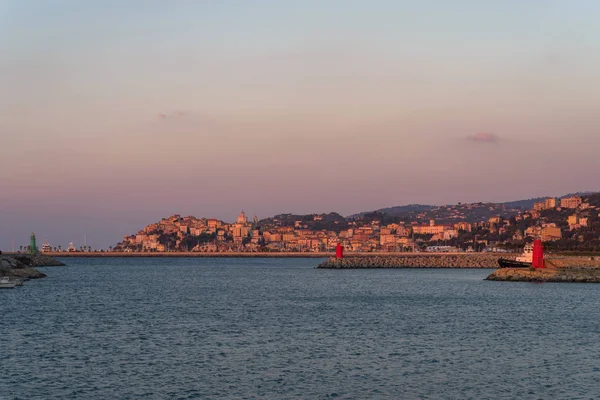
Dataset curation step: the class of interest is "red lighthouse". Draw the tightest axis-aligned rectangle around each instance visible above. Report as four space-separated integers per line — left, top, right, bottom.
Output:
335 243 344 259
532 239 545 269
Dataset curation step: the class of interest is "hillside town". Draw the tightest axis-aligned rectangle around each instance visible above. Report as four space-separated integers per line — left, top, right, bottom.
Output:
106 193 600 253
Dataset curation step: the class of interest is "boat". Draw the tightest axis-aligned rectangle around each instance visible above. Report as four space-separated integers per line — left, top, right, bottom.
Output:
41 240 52 253
498 243 533 268
0 276 17 289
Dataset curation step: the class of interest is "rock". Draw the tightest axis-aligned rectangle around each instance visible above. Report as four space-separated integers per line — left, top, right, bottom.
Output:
3 267 47 279
485 267 600 283
317 254 506 269
0 254 62 280
11 254 65 267
0 256 23 269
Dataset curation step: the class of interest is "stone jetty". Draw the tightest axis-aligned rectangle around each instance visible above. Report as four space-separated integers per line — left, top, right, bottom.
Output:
486 257 600 283
317 253 509 269
9 253 65 267
0 253 65 280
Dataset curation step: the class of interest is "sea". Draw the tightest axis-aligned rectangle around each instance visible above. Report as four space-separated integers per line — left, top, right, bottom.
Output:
2 257 600 399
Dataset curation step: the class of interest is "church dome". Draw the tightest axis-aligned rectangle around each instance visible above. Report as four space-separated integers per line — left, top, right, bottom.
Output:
237 211 248 224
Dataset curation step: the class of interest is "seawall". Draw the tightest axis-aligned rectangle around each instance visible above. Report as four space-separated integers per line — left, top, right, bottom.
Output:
0 254 65 280
486 267 600 283
41 251 502 259
9 253 66 267
317 253 512 269
486 256 600 283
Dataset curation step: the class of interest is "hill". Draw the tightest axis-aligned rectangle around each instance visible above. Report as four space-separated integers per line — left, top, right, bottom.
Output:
351 202 524 225
258 212 348 233
350 192 599 224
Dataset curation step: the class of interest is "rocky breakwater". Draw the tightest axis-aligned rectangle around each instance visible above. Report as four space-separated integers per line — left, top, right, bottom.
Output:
486 257 600 283
317 253 507 269
0 253 65 280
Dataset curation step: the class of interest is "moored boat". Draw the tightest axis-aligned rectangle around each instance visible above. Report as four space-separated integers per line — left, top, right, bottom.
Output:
498 243 533 268
0 276 17 289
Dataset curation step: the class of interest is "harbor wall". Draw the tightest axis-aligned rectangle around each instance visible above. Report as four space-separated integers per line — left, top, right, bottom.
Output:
317 254 515 269
0 254 64 280
486 267 600 283
35 251 500 258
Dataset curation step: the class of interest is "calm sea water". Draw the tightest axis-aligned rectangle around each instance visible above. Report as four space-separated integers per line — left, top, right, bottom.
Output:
2 258 600 399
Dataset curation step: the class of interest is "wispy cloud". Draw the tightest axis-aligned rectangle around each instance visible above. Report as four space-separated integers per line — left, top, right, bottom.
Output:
157 111 187 120
467 132 499 143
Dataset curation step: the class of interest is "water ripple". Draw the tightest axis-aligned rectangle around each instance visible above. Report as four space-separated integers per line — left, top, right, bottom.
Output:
2 258 600 399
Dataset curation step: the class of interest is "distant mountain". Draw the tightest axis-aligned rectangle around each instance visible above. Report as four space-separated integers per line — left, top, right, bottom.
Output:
352 202 523 224
350 191 600 224
499 198 545 210
373 204 435 215
347 204 434 220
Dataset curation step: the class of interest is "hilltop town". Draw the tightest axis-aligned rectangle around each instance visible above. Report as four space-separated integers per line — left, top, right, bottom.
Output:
107 193 600 254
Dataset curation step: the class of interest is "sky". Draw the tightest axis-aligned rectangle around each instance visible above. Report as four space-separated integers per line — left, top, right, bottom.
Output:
1 0 600 249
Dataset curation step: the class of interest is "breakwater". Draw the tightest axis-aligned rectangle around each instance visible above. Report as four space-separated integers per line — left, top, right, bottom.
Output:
46 251 336 258
486 256 600 283
0 254 65 280
486 267 600 283
9 253 66 267
317 253 512 269
43 251 500 259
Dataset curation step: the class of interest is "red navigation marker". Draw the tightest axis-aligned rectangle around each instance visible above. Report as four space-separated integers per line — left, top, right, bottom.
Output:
335 243 344 259
532 239 545 268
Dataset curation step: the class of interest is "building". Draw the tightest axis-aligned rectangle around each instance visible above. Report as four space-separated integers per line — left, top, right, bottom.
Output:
534 198 558 211
488 216 502 225
237 211 248 224
413 220 450 235
207 219 221 230
561 196 582 209
544 198 557 209
379 234 397 246
454 222 472 232
379 227 393 235
525 226 542 237
541 226 562 241
568 215 579 226
443 229 459 240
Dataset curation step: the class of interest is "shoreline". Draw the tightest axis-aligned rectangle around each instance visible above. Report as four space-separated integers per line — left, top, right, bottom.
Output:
21 251 504 258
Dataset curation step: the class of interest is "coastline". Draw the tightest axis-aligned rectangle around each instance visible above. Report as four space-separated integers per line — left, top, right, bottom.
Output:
38 251 500 258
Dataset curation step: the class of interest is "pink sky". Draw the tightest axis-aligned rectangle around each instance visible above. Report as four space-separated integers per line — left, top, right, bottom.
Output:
1 1 600 249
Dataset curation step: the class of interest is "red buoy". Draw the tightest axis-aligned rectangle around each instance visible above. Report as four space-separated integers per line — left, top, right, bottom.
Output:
335 243 344 259
532 239 545 268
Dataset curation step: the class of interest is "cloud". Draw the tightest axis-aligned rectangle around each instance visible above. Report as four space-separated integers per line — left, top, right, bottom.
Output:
157 111 187 120
467 132 499 143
